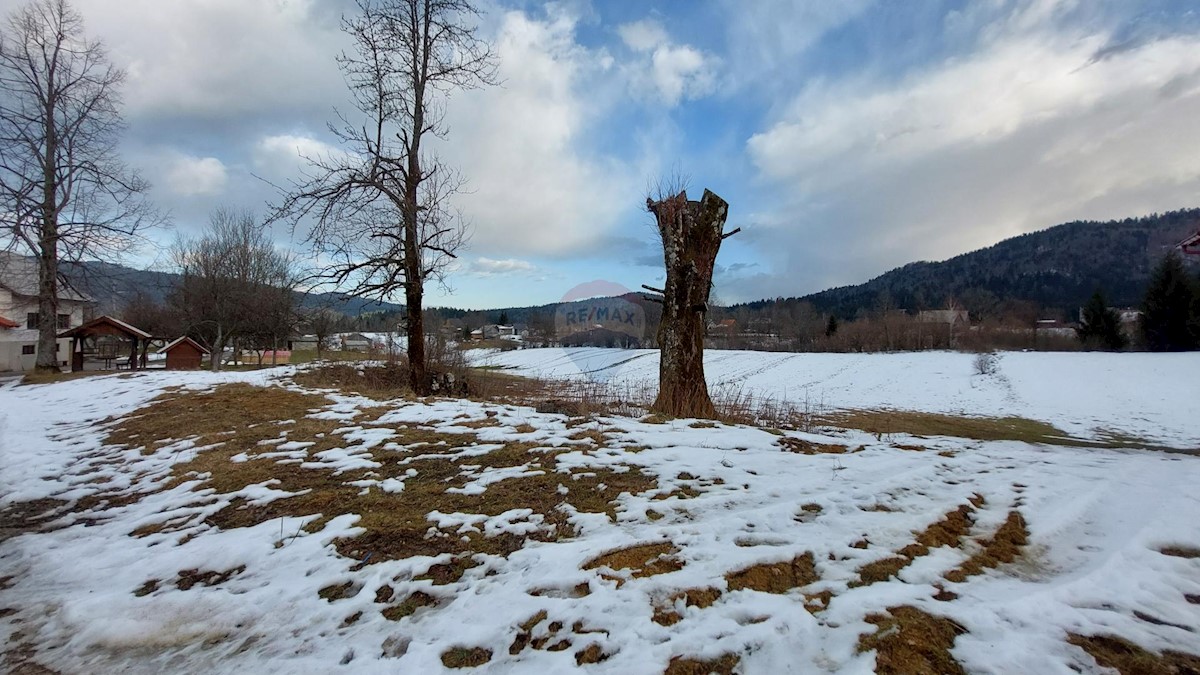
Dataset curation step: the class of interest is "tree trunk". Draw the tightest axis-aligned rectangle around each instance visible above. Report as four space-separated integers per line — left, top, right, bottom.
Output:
406 282 429 395
35 243 60 372
647 189 730 419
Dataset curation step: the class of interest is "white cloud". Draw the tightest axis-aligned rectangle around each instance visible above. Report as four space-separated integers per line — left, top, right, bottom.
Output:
438 9 637 258
617 19 718 106
738 16 1200 298
164 155 228 197
253 134 347 180
649 44 716 106
65 0 349 120
467 257 537 277
617 19 667 53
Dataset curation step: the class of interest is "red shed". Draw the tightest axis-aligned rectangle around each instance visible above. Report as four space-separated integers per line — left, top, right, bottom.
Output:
159 336 209 370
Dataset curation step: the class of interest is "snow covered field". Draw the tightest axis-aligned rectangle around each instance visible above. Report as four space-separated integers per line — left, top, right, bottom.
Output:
474 348 1200 449
0 352 1198 674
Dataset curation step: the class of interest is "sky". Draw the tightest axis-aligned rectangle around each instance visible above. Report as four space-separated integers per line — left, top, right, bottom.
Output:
3 0 1200 309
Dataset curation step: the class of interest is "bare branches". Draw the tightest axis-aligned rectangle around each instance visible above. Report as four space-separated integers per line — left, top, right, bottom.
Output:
268 0 494 394
0 0 162 370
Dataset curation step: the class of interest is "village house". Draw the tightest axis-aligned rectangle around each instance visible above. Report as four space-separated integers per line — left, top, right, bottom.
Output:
0 253 91 372
470 324 516 341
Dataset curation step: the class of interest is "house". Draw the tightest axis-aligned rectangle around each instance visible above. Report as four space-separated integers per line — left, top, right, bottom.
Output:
917 309 969 325
159 336 209 370
470 324 515 341
1178 230 1200 256
337 332 373 352
0 252 91 372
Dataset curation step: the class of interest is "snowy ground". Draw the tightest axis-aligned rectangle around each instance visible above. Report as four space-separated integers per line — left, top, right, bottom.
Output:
472 348 1200 449
0 353 1198 674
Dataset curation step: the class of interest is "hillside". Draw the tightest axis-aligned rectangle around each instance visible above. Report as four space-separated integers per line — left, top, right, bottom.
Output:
59 260 406 317
749 209 1200 318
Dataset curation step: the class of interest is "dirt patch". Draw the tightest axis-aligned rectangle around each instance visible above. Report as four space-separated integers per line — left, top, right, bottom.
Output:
175 566 245 590
1160 546 1200 559
852 504 975 587
652 587 723 626
823 409 1129 447
1068 634 1200 674
726 552 817 594
778 436 848 454
858 606 966 675
440 646 492 668
944 510 1028 583
664 654 740 675
584 542 683 584
107 384 659 566
291 363 414 400
381 591 440 621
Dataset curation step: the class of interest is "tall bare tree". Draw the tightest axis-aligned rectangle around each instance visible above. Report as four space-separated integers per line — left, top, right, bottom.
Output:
0 0 159 371
270 0 496 394
171 209 296 371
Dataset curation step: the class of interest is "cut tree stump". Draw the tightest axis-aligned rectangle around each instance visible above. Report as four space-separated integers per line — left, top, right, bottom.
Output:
646 188 733 419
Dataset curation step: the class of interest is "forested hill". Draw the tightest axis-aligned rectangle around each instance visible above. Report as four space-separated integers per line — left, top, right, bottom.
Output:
769 209 1200 319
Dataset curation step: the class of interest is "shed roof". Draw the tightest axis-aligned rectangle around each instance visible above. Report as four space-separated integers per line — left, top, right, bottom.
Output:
158 336 210 355
0 251 90 302
1179 231 1200 254
58 315 153 340
0 315 19 329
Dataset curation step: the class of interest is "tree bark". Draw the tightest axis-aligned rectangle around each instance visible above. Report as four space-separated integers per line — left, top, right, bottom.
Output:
647 189 730 419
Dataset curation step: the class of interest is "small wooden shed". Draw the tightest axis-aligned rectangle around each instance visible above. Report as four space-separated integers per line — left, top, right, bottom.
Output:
159 336 209 370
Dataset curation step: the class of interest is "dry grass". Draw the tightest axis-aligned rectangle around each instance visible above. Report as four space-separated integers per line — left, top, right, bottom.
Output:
381 591 440 621
852 504 976 587
652 587 723 626
291 363 412 400
1159 546 1200 559
440 646 492 668
106 383 660 566
944 511 1028 582
778 437 849 455
664 654 740 675
583 542 683 584
858 606 967 675
822 409 1129 447
725 552 818 594
1068 634 1200 674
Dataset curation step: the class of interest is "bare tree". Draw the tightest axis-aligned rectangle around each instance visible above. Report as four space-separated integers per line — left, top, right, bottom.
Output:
0 0 159 371
302 306 342 359
270 0 496 394
171 209 296 371
644 185 738 419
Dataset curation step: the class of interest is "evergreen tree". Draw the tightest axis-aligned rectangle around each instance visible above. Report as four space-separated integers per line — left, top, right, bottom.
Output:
1075 290 1126 350
1139 253 1200 351
498 311 509 325
825 315 839 337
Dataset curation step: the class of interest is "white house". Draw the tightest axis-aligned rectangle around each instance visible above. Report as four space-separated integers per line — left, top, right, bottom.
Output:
0 252 91 372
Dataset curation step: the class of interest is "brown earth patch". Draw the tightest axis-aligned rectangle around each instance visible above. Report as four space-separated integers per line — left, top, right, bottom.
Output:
858 606 967 675
852 504 976 587
441 646 492 668
584 542 683 584
726 552 818 594
944 511 1028 583
779 436 848 454
652 587 723 626
664 654 740 675
1160 546 1200 559
175 566 244 590
1068 634 1200 674
381 591 440 621
106 384 659 566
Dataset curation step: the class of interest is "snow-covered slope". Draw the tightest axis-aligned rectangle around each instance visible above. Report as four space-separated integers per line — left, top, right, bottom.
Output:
474 348 1200 448
1 359 1198 674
